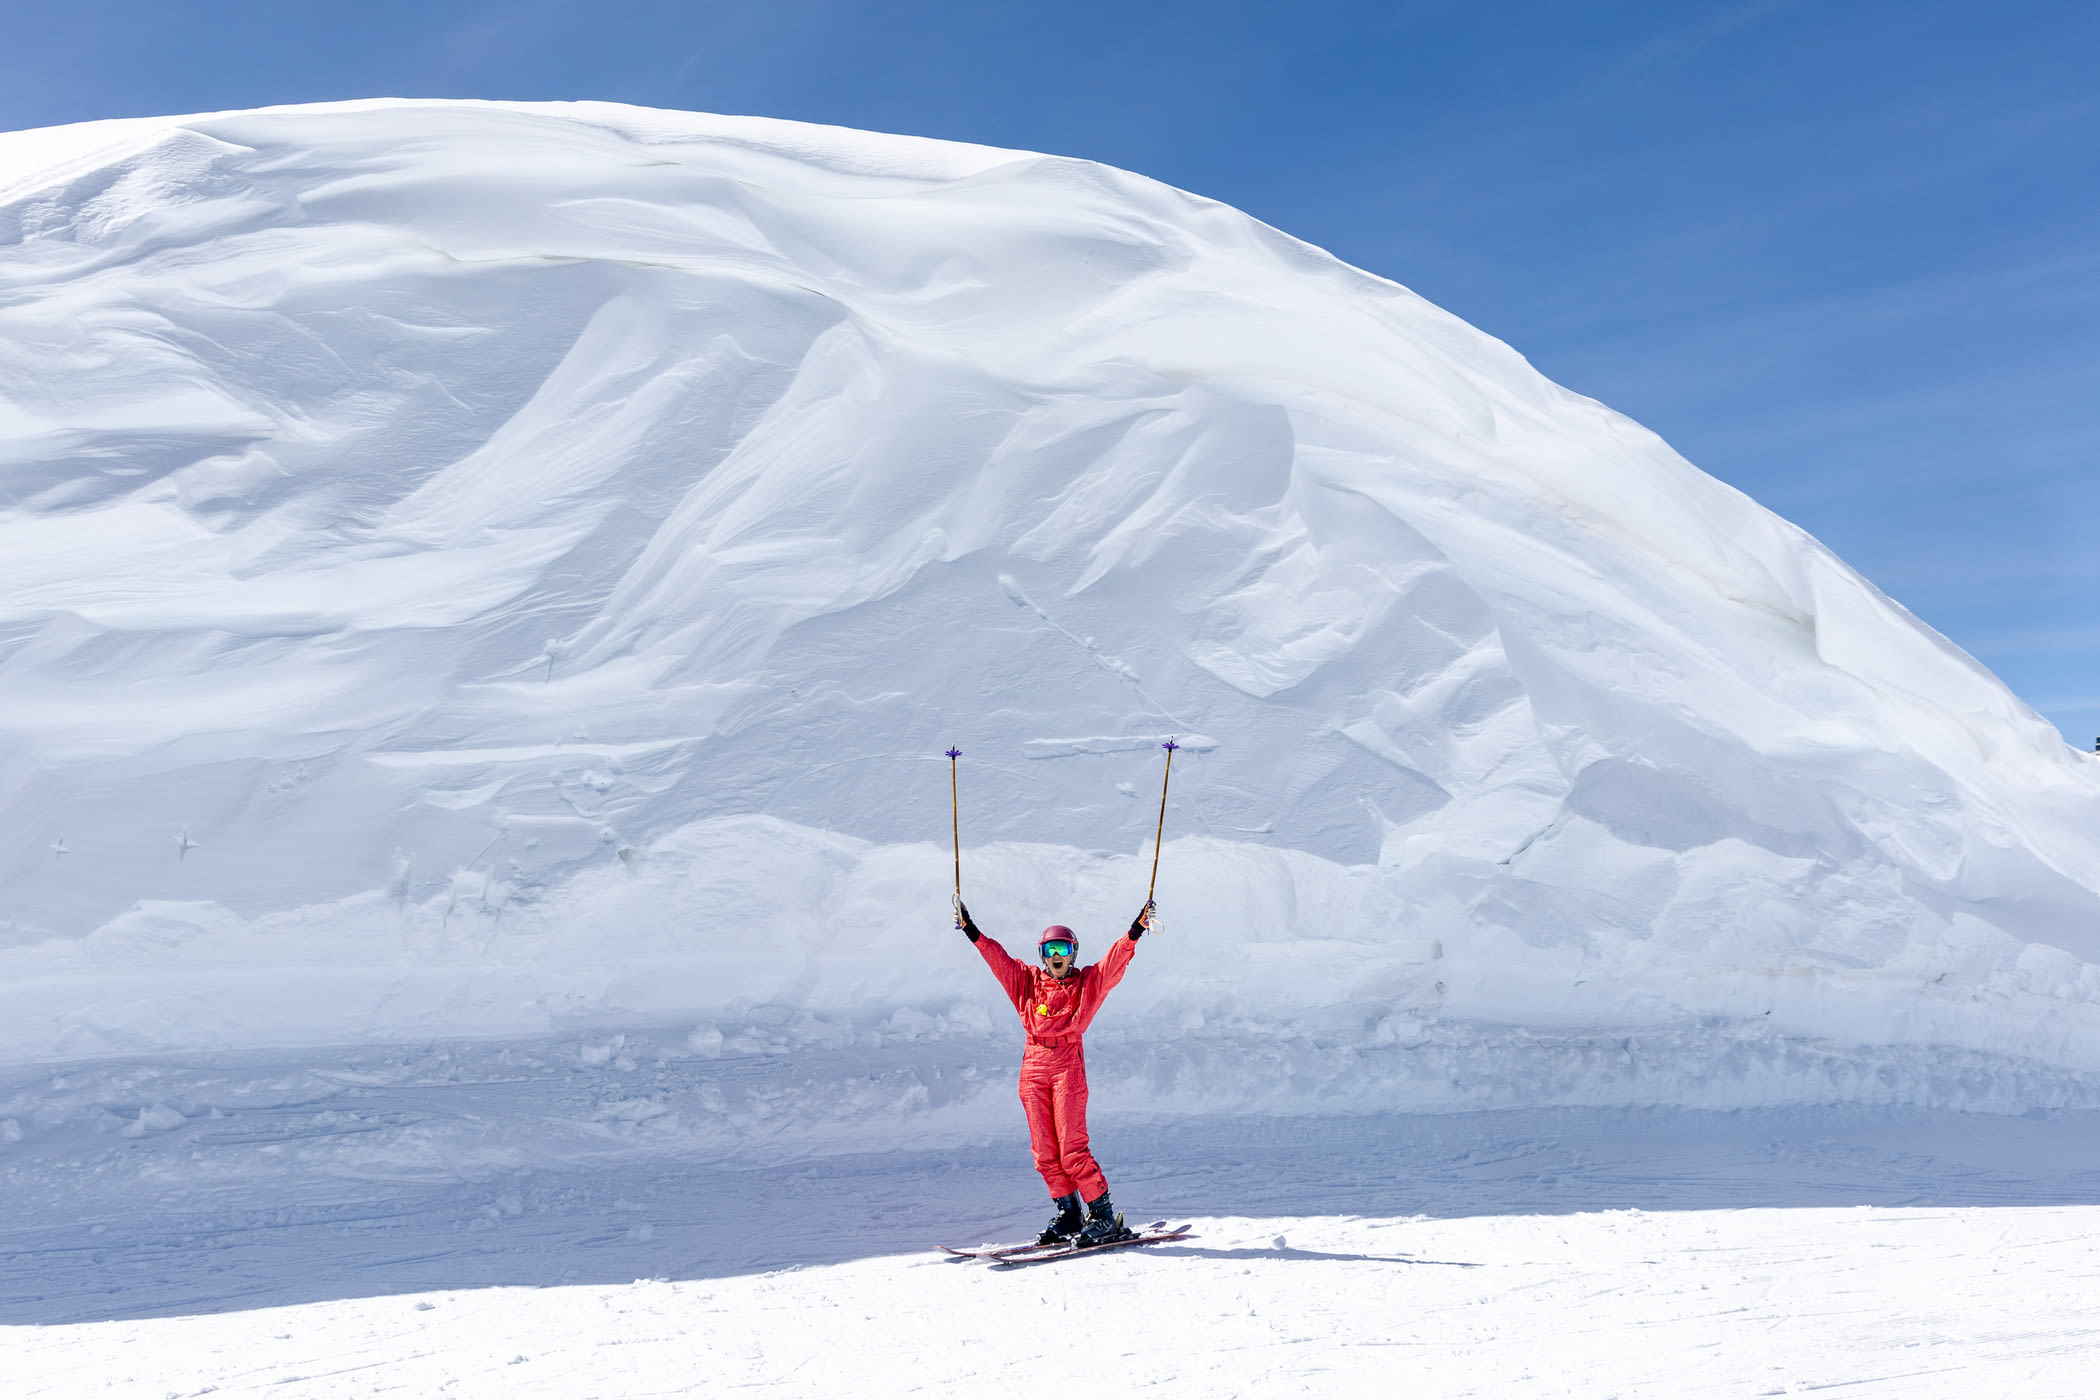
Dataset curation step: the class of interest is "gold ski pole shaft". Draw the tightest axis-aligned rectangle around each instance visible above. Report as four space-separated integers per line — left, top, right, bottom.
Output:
1145 738 1179 909
945 747 962 924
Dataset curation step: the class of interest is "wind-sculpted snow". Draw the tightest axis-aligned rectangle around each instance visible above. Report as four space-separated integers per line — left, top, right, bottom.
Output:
2 100 2098 1119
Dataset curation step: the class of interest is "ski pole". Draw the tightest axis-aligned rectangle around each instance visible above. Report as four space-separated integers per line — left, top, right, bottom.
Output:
946 747 963 926
1145 738 1178 911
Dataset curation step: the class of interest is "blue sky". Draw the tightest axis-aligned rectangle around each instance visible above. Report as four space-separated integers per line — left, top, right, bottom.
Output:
5 0 2096 744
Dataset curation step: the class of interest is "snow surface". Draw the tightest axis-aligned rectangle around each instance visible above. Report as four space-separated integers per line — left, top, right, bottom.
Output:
4 99 2100 1392
5 1036 2099 1395
13 1205 2100 1398
3 98 2098 1111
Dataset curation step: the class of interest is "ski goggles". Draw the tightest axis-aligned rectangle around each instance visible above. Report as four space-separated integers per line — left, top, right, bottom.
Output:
1038 938 1076 960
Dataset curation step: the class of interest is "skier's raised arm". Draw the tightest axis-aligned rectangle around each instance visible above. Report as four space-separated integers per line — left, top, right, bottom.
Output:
1079 904 1149 1006
960 902 1033 1005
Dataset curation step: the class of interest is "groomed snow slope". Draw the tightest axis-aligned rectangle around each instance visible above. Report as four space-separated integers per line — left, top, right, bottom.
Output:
15 1207 2100 1399
3 100 2099 1120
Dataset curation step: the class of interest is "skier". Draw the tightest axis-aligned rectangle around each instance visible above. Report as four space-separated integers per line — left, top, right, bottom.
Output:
958 899 1153 1248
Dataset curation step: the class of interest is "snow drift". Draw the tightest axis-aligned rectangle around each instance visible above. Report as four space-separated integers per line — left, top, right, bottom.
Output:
3 100 2098 1117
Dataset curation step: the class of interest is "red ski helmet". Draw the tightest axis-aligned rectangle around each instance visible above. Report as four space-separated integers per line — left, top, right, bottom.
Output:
1038 925 1077 959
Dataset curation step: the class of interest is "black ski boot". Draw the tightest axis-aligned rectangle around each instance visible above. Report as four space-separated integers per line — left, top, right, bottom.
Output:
1037 1193 1084 1246
1073 1191 1134 1248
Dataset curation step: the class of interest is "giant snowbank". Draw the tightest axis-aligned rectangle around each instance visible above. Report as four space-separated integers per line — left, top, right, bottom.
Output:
2 100 2098 1118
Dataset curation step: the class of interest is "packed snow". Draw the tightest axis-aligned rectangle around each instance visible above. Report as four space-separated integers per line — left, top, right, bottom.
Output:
3 99 2098 1394
5 1036 2099 1395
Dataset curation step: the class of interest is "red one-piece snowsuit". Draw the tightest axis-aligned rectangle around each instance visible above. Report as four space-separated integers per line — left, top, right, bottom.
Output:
972 928 1139 1201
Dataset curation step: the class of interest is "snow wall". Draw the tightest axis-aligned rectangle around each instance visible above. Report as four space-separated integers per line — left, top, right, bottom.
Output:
3 100 2100 1129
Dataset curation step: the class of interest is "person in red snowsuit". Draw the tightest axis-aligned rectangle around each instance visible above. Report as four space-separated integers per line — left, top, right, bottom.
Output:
958 899 1152 1248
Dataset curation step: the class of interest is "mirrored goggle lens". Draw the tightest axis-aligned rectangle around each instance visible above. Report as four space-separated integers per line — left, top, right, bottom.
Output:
1040 940 1075 959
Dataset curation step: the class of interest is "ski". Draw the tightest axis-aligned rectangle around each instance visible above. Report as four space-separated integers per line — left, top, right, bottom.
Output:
939 1240 1044 1260
940 1220 1191 1264
937 1232 1099 1261
991 1221 1192 1266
